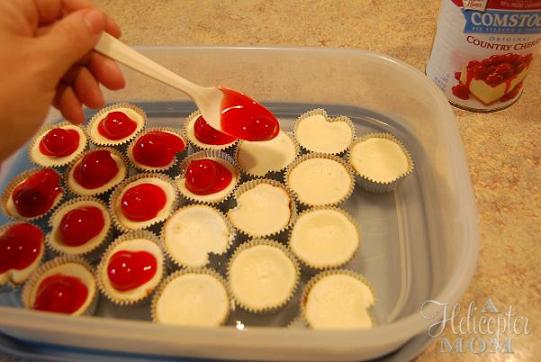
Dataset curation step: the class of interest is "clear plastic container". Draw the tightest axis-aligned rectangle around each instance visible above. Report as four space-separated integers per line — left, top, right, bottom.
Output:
0 47 479 361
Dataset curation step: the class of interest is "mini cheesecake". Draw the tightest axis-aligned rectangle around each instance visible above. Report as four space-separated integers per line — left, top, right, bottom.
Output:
110 174 178 231
48 198 111 256
2 168 64 220
162 205 233 268
98 232 164 304
152 269 229 326
23 257 97 316
88 104 146 146
30 122 87 167
0 223 44 286
67 148 127 196
184 111 237 151
128 128 187 172
236 131 298 177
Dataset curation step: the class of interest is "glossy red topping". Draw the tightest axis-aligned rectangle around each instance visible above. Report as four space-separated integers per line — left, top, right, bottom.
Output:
39 128 80 157
12 168 62 218
194 116 237 145
185 159 233 195
33 274 89 314
107 250 157 291
132 131 185 167
219 87 280 141
73 150 119 189
59 207 105 247
97 111 138 141
0 223 43 273
120 183 167 222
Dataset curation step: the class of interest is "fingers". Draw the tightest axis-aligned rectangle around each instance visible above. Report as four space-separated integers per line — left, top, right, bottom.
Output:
33 0 62 25
88 53 125 90
54 85 85 124
61 0 121 37
73 67 104 109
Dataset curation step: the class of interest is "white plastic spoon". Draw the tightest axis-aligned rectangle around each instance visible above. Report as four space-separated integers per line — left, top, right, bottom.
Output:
94 33 279 141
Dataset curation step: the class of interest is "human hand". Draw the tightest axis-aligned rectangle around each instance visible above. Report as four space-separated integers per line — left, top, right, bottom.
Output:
0 0 125 161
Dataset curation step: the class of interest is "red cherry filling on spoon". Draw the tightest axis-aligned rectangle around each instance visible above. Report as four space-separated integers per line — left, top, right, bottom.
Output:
107 250 157 291
0 223 43 273
98 111 138 140
132 131 185 167
39 128 80 157
33 274 89 314
73 150 119 189
194 116 237 145
185 159 233 195
120 183 166 222
218 87 280 141
59 207 105 247
12 168 62 218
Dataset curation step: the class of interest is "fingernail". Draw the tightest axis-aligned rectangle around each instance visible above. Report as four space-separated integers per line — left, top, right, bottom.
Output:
84 9 105 34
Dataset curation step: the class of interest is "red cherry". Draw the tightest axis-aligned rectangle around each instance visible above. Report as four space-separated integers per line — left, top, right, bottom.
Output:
454 72 462 81
39 128 80 157
107 250 157 291
218 87 280 141
185 159 233 195
97 111 138 140
73 150 119 189
194 116 237 145
0 223 43 273
59 207 105 247
12 168 62 218
452 84 470 100
120 183 166 222
33 274 89 314
486 73 504 86
132 131 185 167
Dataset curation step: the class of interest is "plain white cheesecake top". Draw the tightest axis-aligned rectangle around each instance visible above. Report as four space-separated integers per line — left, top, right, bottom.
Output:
296 114 353 153
350 138 409 183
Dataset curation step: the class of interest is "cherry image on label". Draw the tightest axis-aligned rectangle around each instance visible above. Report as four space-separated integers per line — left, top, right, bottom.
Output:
59 207 105 247
107 250 157 291
33 274 89 314
12 168 62 218
120 183 166 222
0 223 43 274
194 116 237 145
218 87 280 141
132 131 185 167
98 111 138 141
185 159 233 195
73 150 119 189
39 128 80 157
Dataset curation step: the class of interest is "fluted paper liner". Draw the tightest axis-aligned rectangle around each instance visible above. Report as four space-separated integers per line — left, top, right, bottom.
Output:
1 168 65 221
87 103 146 147
284 153 355 208
348 133 414 193
288 206 361 271
65 147 128 197
109 173 179 233
0 222 45 287
160 204 235 269
96 230 165 306
228 179 297 238
29 122 89 168
127 127 189 173
227 239 300 313
176 150 240 205
293 109 356 155
235 131 300 179
47 197 112 257
22 256 98 316
300 269 376 329
151 267 231 326
184 110 238 152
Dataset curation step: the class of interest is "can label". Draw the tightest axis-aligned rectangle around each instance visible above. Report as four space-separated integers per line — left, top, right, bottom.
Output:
427 0 541 111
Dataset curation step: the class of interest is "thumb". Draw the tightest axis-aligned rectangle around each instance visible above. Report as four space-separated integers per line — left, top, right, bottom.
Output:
39 9 106 78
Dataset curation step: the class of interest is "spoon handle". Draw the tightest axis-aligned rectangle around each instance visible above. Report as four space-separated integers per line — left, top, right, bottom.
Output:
95 33 198 95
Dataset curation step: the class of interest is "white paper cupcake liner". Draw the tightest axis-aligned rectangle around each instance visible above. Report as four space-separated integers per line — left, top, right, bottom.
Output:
348 133 414 193
183 110 238 153
87 103 146 147
21 255 98 316
29 122 89 168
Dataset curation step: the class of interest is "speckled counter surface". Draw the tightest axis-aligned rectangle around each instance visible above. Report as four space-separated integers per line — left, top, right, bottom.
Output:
90 1 539 361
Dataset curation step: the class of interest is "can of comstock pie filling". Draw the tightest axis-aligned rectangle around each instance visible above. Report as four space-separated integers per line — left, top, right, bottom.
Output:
427 0 541 112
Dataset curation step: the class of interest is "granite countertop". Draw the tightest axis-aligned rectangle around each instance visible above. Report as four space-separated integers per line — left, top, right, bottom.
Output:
93 1 540 361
